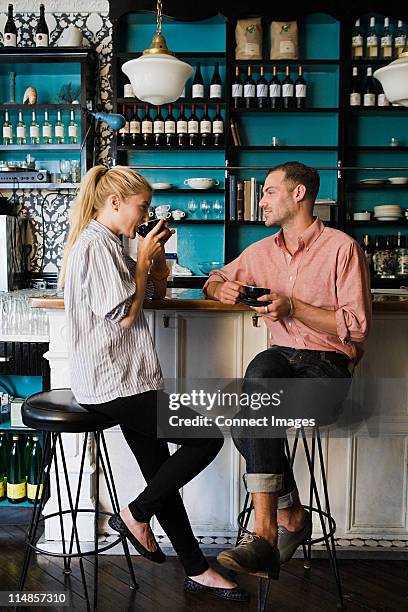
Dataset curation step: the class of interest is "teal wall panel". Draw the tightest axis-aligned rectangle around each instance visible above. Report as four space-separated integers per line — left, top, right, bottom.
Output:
349 115 408 147
228 224 279 257
174 225 225 275
0 376 42 399
238 113 338 147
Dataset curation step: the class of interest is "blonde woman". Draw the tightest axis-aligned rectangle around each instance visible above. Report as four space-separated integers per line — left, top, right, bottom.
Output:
59 166 248 603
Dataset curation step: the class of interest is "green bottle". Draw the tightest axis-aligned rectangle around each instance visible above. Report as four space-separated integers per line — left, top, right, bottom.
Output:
0 432 8 501
7 435 26 503
22 434 33 481
27 436 43 504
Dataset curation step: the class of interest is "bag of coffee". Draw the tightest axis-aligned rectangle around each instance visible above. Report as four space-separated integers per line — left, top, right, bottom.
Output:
270 21 299 60
235 18 263 60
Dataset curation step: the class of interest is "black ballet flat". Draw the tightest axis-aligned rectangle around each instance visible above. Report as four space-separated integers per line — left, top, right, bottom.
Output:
108 513 166 564
183 576 250 602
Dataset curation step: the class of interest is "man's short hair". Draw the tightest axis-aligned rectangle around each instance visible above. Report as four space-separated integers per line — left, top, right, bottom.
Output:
267 161 320 203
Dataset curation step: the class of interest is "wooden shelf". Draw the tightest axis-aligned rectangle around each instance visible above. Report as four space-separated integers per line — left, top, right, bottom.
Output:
234 59 340 65
0 183 79 190
229 145 338 151
0 104 82 111
153 188 224 193
346 220 408 226
117 52 225 59
347 183 408 191
168 219 224 224
0 144 80 151
117 98 226 106
0 499 34 508
117 146 224 151
231 107 338 113
348 106 408 113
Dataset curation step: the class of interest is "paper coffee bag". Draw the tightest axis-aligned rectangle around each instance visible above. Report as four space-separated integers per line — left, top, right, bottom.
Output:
270 21 299 60
235 18 263 60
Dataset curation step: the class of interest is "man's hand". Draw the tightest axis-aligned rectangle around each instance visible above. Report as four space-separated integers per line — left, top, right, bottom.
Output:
252 292 291 321
214 280 245 304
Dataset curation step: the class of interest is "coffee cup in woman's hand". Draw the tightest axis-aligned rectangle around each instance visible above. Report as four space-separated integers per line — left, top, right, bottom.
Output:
137 218 162 238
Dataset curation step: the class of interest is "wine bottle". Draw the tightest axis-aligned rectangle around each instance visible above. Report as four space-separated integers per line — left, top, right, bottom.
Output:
350 66 361 107
366 17 378 58
192 63 204 99
377 81 390 107
22 434 32 481
352 18 364 59
380 17 393 59
35 4 49 47
7 435 26 504
141 104 153 147
4 4 17 47
188 104 199 147
363 67 376 107
256 66 268 109
29 111 40 145
282 65 294 110
361 234 374 274
295 65 307 110
2 111 13 145
394 20 407 58
153 105 165 146
212 104 224 147
0 432 7 502
176 103 188 148
129 104 141 147
55 109 65 144
269 65 281 110
200 103 212 147
231 66 243 109
210 62 222 99
68 109 78 144
42 109 52 144
118 104 128 146
244 65 256 109
16 111 26 145
27 436 43 504
165 104 176 147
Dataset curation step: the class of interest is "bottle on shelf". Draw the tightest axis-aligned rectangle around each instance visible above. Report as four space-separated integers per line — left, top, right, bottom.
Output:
176 103 188 148
188 103 199 147
16 111 27 145
179 85 186 99
68 110 78 144
7 435 26 504
231 65 243 109
394 20 407 58
55 109 65 144
210 62 222 99
35 4 49 47
212 104 224 147
352 18 364 59
295 65 307 109
256 65 268 109
4 4 17 47
200 103 212 147
42 109 52 144
27 436 43 504
29 111 40 145
396 232 408 277
244 65 256 109
282 65 295 110
2 110 13 145
350 66 361 107
0 432 7 502
363 67 376 107
361 234 374 274
22 434 33 481
129 103 141 147
380 17 393 59
269 65 281 110
153 105 165 146
366 17 378 59
192 63 205 99
141 104 153 147
118 104 128 147
165 104 176 147
377 81 390 107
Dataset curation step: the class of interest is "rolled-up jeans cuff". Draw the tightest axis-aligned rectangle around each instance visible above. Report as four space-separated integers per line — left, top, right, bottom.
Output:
243 472 284 493
277 487 296 510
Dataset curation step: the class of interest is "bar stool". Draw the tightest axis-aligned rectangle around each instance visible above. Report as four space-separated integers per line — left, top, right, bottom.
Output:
236 426 344 612
18 389 139 612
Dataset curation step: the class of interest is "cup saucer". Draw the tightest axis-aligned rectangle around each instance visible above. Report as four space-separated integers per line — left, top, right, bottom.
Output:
237 297 273 307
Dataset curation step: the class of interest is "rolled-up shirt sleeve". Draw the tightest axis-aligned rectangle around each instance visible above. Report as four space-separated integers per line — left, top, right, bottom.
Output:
202 248 256 297
335 240 372 345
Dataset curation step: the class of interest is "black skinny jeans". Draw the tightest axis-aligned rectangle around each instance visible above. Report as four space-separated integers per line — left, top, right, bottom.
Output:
81 390 223 576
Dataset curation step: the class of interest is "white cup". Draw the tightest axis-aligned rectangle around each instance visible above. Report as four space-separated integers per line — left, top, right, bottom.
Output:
171 209 185 220
156 211 171 219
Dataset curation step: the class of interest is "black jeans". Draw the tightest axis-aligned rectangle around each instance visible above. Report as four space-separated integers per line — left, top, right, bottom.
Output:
232 346 352 504
81 390 223 576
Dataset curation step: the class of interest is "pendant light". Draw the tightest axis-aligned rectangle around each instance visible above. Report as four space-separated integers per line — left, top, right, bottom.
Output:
374 51 408 107
121 0 194 106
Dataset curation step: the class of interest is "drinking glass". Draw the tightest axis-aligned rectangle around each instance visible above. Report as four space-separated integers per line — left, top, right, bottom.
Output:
60 160 71 182
187 199 197 218
212 199 223 218
70 160 81 183
200 200 210 219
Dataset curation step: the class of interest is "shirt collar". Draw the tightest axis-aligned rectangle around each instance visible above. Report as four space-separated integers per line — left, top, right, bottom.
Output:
273 217 325 252
89 219 123 246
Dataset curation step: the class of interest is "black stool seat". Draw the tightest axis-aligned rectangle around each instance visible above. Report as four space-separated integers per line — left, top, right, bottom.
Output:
22 389 117 433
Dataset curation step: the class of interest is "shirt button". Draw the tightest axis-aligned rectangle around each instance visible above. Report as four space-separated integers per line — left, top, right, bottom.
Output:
295 337 299 342
289 276 293 280
289 322 292 326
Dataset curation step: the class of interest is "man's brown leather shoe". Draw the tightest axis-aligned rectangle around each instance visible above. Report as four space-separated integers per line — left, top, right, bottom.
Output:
217 532 280 579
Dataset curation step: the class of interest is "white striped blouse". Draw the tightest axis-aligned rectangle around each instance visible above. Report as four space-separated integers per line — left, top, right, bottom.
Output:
64 219 163 404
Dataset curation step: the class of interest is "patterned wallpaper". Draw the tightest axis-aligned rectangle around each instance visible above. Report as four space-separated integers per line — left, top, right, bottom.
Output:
1 10 113 275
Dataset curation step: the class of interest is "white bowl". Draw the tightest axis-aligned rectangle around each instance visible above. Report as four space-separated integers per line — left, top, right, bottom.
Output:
152 182 172 190
374 59 408 106
388 177 408 185
353 212 371 221
184 178 219 189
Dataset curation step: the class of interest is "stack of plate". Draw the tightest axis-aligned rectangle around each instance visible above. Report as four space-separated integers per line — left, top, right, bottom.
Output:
373 205 402 221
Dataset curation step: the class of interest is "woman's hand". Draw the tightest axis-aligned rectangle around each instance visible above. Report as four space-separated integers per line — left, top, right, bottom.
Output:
137 220 173 268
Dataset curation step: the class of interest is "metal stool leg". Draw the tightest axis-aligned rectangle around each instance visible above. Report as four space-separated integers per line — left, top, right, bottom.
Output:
257 577 271 612
52 434 70 574
235 490 251 546
305 429 316 570
99 432 139 591
93 431 100 612
65 432 89 574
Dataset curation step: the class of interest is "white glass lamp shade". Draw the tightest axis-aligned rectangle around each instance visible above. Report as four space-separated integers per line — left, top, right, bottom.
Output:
374 58 408 107
122 54 194 105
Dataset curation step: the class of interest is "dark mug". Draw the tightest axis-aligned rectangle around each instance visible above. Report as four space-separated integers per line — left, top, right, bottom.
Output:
136 218 162 238
241 284 270 299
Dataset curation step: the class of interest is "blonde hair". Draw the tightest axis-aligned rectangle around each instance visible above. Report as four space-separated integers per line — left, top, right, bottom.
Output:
58 165 152 288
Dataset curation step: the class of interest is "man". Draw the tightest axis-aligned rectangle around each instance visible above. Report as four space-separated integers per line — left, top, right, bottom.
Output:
203 161 372 579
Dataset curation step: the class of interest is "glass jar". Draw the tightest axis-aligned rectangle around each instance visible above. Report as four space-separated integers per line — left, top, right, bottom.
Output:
396 248 408 276
373 236 397 278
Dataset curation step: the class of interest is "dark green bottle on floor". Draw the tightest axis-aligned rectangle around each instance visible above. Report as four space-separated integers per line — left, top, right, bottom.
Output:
0 432 8 501
7 435 26 503
27 436 43 504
